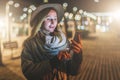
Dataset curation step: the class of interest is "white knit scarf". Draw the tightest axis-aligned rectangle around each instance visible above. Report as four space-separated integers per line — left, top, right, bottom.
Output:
39 30 68 55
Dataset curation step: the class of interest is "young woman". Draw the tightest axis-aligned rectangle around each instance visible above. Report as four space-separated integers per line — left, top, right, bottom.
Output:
21 3 82 80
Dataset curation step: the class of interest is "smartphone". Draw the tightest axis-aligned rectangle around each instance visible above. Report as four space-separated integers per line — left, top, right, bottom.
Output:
73 32 80 43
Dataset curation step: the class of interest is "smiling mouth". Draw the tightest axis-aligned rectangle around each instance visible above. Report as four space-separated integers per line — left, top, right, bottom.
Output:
49 26 55 28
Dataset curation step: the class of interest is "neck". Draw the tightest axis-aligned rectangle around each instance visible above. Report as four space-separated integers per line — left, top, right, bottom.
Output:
41 29 51 35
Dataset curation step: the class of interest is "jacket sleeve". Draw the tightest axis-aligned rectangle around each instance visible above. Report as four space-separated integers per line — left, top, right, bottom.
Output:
66 50 83 75
21 40 60 80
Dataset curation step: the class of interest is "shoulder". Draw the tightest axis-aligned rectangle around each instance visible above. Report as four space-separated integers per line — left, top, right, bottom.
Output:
23 37 36 47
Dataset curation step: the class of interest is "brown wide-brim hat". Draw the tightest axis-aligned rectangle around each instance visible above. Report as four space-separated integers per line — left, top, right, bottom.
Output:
30 3 64 27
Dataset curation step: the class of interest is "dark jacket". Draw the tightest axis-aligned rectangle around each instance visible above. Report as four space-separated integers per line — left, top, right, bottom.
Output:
21 35 82 80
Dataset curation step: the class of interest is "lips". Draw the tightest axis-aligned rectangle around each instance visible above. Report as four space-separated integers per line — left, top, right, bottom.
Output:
49 25 55 28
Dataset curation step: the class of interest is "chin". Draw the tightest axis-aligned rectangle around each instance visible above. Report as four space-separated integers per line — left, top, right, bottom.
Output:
50 29 55 32
50 31 54 33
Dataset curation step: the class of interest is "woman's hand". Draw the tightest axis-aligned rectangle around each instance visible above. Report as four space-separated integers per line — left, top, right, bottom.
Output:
71 34 82 54
57 51 71 61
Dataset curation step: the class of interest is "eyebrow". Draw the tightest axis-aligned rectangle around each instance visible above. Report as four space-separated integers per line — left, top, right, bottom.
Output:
46 15 57 17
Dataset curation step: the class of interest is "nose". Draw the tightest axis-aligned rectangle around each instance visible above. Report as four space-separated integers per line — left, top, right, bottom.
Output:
50 19 54 24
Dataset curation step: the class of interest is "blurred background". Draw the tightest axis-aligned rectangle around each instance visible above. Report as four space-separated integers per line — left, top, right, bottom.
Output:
0 0 120 80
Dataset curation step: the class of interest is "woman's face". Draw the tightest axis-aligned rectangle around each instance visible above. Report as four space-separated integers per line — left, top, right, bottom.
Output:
43 9 58 33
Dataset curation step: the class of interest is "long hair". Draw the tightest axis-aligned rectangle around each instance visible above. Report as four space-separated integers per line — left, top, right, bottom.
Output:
30 8 50 38
29 8 63 42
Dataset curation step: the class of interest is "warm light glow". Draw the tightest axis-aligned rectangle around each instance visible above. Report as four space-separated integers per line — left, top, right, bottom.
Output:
79 9 83 14
23 13 27 18
108 16 112 23
75 14 81 20
111 10 120 20
14 3 20 8
0 17 5 27
68 13 73 19
9 12 12 17
0 16 7 38
73 7 78 12
97 16 101 24
23 7 28 12
44 0 48 3
64 12 69 18
29 5 36 11
28 9 32 13
94 0 99 3
63 3 68 8
20 16 24 20
8 0 14 5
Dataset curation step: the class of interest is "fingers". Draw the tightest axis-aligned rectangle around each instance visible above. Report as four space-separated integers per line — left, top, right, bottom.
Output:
71 40 82 48
71 43 82 53
72 44 82 50
57 51 71 60
71 34 82 53
65 52 71 58
58 53 62 60
72 46 82 53
72 49 80 53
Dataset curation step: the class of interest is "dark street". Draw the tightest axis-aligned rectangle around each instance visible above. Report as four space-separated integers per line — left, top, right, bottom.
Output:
70 27 120 80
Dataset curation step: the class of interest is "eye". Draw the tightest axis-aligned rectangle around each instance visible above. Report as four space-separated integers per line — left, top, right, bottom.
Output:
53 18 57 21
46 17 51 21
45 17 57 21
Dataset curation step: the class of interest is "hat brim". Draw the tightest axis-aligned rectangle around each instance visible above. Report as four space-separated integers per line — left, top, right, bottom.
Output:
30 3 64 27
